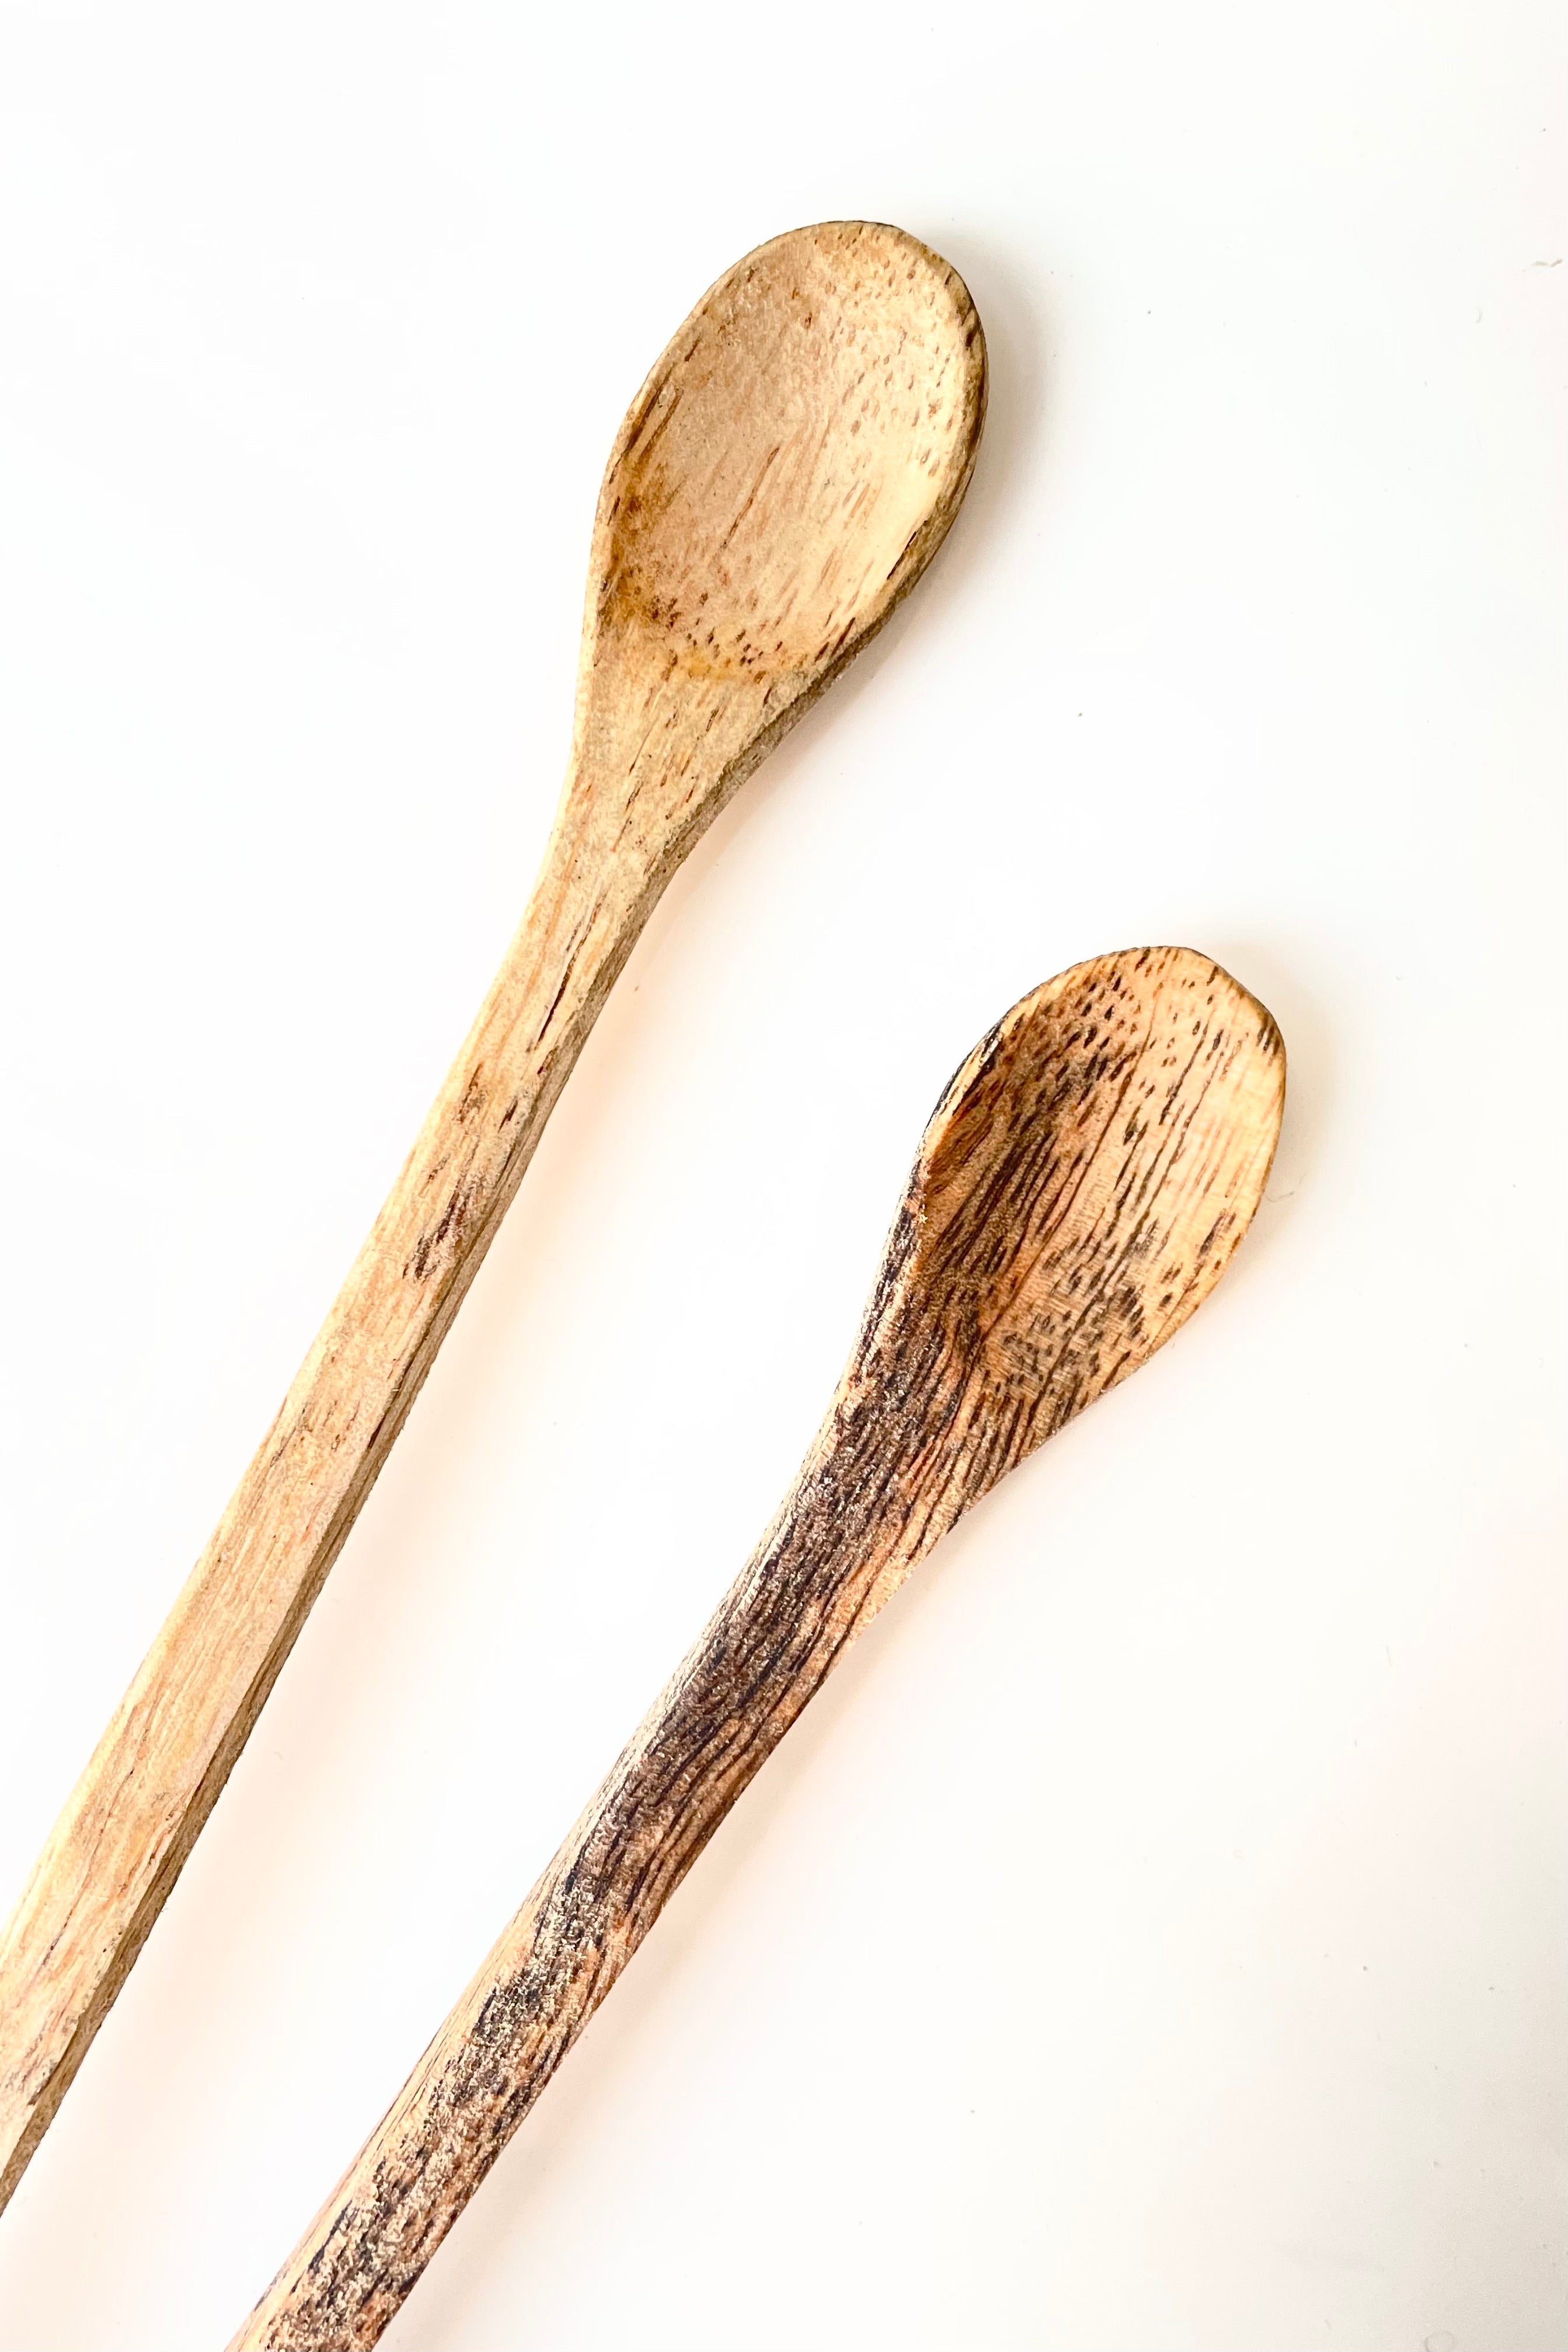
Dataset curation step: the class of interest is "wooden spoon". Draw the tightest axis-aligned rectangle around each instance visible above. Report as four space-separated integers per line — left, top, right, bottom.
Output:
233 945 1285 2351
0 221 986 2211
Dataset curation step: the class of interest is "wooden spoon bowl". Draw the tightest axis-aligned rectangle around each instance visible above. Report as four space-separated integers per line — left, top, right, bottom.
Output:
602 222 983 682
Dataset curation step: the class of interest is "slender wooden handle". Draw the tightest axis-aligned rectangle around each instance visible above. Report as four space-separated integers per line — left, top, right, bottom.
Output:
0 811 649 2214
232 1385 946 2351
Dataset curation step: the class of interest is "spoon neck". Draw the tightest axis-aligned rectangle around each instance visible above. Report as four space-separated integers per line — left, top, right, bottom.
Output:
565 611 813 863
692 1298 980 1743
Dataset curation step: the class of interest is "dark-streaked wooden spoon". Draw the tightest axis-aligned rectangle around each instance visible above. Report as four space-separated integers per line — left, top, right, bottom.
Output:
0 221 986 2213
233 945 1285 2351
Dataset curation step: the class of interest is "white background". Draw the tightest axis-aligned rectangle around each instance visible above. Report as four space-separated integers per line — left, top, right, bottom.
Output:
0 3 1563 2346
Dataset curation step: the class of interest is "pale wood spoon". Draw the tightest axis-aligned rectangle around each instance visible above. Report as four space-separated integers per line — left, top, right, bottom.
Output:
233 945 1285 2351
0 221 986 2211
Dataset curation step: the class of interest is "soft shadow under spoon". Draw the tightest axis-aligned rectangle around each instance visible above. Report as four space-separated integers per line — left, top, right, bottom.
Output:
0 220 986 2211
234 943 1285 2350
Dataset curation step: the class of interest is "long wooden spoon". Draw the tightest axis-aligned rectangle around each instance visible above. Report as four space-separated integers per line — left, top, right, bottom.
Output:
234 945 1285 2351
0 221 986 2211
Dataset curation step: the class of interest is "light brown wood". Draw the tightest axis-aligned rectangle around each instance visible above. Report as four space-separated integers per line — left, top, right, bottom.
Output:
0 221 986 2213
233 946 1285 2351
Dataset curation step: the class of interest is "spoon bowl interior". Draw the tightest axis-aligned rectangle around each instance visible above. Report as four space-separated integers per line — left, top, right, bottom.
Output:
595 221 987 688
862 946 1286 1502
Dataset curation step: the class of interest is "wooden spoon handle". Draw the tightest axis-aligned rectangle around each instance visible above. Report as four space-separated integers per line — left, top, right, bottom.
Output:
0 821 643 2213
232 1388 944 2350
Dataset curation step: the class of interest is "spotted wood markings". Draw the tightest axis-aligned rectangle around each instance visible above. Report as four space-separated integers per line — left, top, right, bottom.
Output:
234 946 1283 2350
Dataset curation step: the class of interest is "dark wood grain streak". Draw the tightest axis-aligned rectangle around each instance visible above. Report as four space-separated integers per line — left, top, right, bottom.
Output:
233 946 1285 2350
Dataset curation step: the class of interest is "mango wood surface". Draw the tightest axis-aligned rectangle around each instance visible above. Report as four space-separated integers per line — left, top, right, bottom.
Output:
0 221 986 2213
234 946 1285 2350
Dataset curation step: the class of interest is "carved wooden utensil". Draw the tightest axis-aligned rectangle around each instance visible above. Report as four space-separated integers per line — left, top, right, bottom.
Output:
234 945 1285 2351
0 221 986 2211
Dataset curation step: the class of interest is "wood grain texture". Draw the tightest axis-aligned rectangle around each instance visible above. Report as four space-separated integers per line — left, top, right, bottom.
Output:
234 946 1285 2351
0 221 985 2212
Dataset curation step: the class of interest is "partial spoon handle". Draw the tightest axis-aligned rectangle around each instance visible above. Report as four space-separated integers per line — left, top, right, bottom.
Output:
232 1388 949 2351
0 821 640 2214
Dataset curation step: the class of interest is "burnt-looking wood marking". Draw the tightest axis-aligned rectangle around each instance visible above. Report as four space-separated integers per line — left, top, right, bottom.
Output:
234 946 1285 2351
0 222 987 2212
